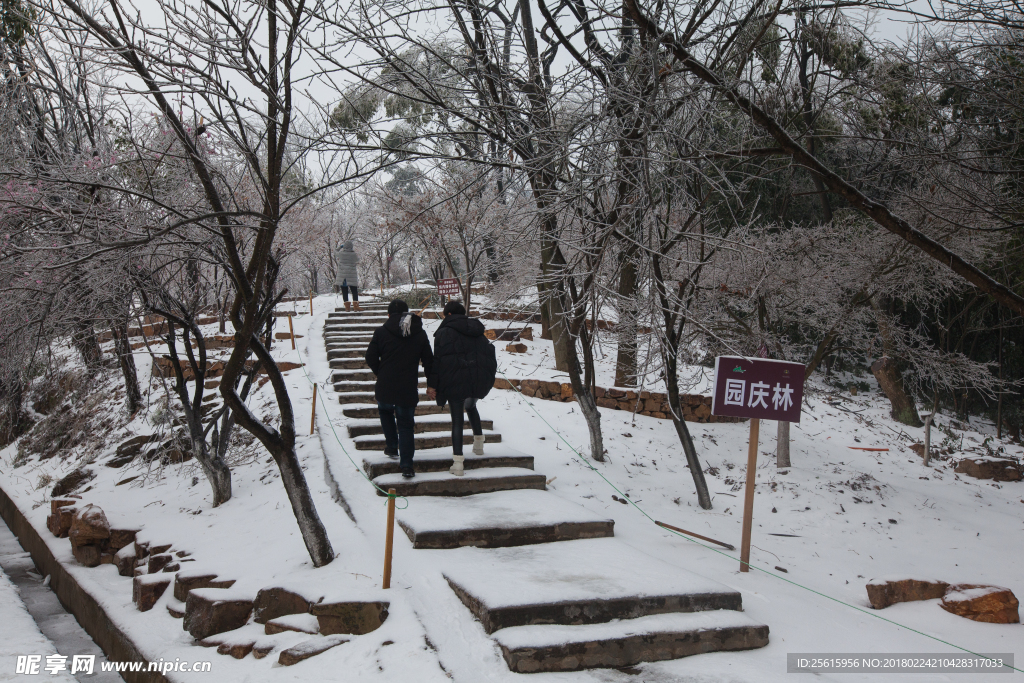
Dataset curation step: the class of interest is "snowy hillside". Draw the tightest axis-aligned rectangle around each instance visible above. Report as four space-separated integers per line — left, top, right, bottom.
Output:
0 294 1020 682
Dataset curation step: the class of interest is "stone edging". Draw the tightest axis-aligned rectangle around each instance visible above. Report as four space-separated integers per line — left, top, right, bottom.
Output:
492 379 745 423
0 482 168 683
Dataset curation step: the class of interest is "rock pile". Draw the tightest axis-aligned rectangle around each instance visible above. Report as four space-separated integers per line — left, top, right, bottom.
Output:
867 578 1019 624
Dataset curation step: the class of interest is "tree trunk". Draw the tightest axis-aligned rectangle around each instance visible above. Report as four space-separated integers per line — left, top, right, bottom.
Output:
665 363 712 509
777 420 791 468
111 321 142 414
73 320 103 368
871 357 922 427
613 259 638 387
870 296 922 427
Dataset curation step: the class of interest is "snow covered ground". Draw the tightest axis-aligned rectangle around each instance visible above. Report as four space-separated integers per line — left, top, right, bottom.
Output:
0 293 1021 682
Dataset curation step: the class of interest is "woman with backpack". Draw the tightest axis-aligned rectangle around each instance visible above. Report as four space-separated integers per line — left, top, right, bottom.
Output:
427 301 497 476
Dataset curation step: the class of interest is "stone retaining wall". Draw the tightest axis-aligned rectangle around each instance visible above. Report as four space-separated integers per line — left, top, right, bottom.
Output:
492 379 744 423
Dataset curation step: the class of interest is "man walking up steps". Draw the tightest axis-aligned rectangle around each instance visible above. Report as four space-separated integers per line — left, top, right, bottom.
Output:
428 301 497 476
365 300 433 478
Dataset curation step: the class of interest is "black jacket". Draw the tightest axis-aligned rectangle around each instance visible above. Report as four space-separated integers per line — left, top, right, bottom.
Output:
365 313 433 406
428 314 497 404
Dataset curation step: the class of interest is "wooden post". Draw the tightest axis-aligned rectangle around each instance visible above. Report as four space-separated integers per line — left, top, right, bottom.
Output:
777 420 790 468
310 384 318 435
287 313 296 350
382 488 396 589
309 290 313 315
740 418 760 572
923 414 932 467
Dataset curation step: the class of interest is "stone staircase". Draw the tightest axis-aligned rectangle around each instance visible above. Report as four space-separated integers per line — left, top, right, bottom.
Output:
324 300 769 673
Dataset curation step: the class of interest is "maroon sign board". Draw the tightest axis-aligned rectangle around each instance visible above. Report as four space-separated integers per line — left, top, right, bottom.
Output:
711 356 805 423
436 277 461 297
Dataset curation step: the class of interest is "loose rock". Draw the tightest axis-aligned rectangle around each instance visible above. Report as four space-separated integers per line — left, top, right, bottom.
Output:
278 635 348 666
311 601 389 636
184 588 254 640
941 585 1020 624
133 575 172 612
866 579 950 609
253 587 312 624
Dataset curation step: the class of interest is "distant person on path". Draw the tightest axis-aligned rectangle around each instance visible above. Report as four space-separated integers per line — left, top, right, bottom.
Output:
334 240 362 312
365 300 433 478
427 301 497 476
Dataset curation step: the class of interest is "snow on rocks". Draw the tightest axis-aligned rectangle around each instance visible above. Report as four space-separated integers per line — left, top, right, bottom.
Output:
69 504 110 567
132 573 171 611
183 587 256 639
173 569 236 601
278 634 349 666
265 613 320 635
954 456 1024 482
866 578 950 609
941 585 1020 624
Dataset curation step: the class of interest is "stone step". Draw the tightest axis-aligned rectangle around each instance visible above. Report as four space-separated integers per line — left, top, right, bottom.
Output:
342 404 453 418
347 418 493 438
362 447 533 478
327 349 365 359
332 370 423 383
324 337 373 344
395 489 613 549
321 327 378 335
372 467 544 497
330 359 370 370
333 380 428 392
443 538 744 634
355 432 501 450
493 611 769 673
335 306 389 311
326 314 388 321
339 392 430 405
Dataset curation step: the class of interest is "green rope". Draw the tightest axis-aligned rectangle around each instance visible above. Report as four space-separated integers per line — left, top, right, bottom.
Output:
494 365 1020 673
294 302 409 508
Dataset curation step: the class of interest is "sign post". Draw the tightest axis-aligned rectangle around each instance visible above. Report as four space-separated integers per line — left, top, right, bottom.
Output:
436 277 461 298
711 356 805 572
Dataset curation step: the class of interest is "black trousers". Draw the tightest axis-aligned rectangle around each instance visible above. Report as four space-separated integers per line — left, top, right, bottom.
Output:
449 397 482 455
340 284 359 301
377 402 415 470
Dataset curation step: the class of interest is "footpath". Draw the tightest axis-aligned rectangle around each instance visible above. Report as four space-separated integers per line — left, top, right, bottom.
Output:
322 301 770 673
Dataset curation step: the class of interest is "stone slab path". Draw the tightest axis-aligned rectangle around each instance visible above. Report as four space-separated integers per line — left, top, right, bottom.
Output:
324 301 769 673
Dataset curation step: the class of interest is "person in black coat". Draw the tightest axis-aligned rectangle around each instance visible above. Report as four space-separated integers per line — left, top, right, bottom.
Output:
365 299 434 477
427 301 497 476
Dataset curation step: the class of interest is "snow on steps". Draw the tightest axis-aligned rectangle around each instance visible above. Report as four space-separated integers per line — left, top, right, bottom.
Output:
356 432 502 451
347 416 493 437
342 403 465 418
334 379 427 392
372 466 542 497
493 611 769 673
441 538 746 633
394 489 614 549
362 447 534 478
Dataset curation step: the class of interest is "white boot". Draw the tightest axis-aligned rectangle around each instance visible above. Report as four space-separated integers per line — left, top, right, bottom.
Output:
473 434 485 455
450 453 465 476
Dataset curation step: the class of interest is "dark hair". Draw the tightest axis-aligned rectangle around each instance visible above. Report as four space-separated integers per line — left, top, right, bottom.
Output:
443 301 466 316
388 299 410 316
